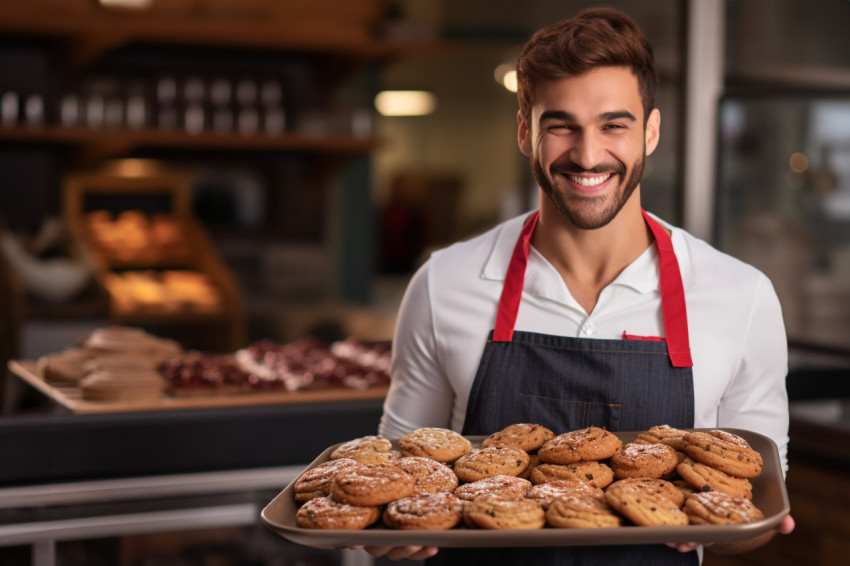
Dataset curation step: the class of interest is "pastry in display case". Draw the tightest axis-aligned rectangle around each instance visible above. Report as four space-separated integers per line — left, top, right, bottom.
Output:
104 270 224 315
84 210 194 266
63 168 244 352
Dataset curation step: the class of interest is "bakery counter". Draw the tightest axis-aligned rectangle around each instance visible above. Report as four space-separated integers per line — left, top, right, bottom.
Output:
0 398 384 566
788 400 850 466
0 396 385 487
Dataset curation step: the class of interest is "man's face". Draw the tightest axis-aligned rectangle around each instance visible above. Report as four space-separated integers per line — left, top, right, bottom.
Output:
518 66 660 230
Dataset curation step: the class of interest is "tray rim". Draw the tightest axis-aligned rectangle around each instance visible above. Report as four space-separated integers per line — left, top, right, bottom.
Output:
261 428 790 548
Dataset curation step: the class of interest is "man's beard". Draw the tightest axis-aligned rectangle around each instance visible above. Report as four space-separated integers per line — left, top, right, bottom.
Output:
532 153 644 230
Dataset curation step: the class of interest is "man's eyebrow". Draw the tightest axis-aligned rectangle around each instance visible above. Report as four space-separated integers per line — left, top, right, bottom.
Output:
539 110 575 123
600 110 637 122
538 110 637 123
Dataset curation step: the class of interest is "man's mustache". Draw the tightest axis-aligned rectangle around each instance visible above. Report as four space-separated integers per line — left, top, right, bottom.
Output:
549 159 626 177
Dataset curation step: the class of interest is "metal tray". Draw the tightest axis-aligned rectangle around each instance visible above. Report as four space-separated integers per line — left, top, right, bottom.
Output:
261 428 789 547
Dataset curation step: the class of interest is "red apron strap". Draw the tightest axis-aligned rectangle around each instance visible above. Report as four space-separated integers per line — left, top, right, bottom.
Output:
492 211 539 341
641 209 693 367
492 208 693 368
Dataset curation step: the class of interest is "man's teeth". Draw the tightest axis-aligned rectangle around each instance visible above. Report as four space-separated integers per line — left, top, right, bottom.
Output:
568 174 611 187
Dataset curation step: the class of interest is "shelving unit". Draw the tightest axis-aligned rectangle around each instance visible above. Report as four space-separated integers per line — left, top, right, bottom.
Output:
0 0 445 323
0 124 379 153
61 170 246 351
0 0 403 57
0 5 412 564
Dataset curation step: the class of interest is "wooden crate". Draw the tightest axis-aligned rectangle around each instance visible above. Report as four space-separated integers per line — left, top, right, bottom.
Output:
63 169 245 352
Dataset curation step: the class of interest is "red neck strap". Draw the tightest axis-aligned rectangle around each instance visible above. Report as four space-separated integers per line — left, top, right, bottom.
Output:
492 209 693 368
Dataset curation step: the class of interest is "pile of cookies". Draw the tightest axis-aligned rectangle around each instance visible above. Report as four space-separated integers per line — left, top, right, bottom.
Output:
38 327 180 401
292 424 767 531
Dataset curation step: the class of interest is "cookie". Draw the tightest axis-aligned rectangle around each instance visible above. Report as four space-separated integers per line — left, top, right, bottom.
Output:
399 428 472 463
538 426 623 464
676 457 753 499
330 464 415 506
681 430 763 478
38 348 94 383
518 453 541 480
610 442 679 480
393 457 459 494
684 491 765 525
606 478 685 508
330 435 399 465
634 424 688 451
79 368 166 401
382 492 464 530
452 446 530 482
530 461 614 489
526 480 604 509
481 423 555 452
546 495 622 528
463 493 545 530
671 479 699 499
295 495 381 530
293 458 364 503
453 475 532 501
83 354 159 374
604 480 689 526
82 326 182 365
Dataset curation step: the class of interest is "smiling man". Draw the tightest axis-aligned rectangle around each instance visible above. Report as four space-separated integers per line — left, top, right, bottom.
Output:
372 7 794 565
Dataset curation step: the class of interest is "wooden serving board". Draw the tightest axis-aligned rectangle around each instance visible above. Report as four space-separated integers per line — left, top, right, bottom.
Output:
8 360 388 415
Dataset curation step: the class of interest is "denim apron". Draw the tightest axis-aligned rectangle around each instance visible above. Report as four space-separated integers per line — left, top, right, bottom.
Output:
427 210 698 566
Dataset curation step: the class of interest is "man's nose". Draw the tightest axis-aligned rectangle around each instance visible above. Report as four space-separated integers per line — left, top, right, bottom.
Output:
569 131 604 170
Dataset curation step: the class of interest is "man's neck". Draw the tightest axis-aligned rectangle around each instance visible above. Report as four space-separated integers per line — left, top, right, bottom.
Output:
531 192 653 315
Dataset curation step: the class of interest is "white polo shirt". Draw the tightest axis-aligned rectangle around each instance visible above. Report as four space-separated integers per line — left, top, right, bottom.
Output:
379 211 789 472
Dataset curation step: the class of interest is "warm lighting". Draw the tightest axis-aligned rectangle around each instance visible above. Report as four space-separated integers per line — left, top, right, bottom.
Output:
374 91 436 117
789 152 809 173
502 71 518 93
110 158 161 178
494 64 518 93
99 0 153 8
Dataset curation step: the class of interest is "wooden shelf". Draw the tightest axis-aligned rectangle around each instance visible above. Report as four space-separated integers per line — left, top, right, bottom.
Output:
0 125 379 162
0 0 443 69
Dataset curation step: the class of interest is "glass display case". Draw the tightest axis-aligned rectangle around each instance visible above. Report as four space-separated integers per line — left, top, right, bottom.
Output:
715 93 850 353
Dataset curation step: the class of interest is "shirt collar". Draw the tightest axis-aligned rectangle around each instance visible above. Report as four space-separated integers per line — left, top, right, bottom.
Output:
480 212 531 282
480 210 696 295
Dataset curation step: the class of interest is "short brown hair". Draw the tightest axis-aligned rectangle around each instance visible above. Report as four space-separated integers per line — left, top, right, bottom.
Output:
516 7 657 125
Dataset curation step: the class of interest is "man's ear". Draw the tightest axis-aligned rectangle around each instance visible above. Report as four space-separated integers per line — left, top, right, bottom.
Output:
517 110 532 157
645 108 661 156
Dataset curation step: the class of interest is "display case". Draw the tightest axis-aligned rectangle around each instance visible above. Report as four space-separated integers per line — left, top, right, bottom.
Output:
715 92 850 354
63 170 245 352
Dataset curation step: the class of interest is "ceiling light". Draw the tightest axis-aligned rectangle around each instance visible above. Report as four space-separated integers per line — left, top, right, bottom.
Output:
494 64 518 93
98 0 153 9
374 91 436 117
789 152 809 173
109 158 162 178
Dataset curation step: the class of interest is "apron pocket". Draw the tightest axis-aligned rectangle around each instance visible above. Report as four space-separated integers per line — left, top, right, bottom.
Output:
517 393 622 431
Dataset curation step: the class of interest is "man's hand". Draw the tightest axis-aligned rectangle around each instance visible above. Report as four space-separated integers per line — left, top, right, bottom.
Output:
361 545 440 561
668 513 795 554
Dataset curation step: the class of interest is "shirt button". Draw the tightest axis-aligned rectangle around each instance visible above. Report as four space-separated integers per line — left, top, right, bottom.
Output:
581 322 596 336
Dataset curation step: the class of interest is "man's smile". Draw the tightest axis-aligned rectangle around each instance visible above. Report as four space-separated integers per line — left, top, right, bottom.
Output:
566 173 614 187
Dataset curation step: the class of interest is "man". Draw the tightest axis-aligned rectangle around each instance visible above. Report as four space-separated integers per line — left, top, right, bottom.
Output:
368 7 794 564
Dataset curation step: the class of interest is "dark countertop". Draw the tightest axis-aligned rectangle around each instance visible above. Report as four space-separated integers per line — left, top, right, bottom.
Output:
788 399 850 468
0 398 385 487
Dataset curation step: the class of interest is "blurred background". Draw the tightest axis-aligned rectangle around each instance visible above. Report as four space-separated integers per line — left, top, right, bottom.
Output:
0 1 848 565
